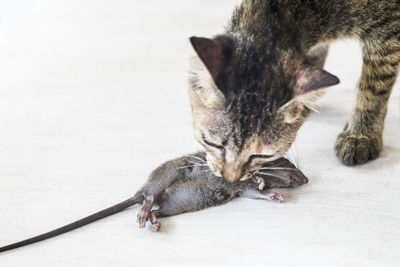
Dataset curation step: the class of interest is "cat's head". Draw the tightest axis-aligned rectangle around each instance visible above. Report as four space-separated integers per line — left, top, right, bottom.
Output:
188 35 339 182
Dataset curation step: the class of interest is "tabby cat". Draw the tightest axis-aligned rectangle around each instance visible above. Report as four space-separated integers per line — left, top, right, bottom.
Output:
188 0 399 182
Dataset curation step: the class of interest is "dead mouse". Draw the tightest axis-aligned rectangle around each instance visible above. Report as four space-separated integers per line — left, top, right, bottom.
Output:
0 151 308 253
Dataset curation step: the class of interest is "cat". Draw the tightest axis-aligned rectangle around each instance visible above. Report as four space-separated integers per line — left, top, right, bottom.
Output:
188 0 400 182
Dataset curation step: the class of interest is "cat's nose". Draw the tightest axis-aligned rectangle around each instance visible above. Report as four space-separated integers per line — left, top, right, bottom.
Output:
221 165 243 183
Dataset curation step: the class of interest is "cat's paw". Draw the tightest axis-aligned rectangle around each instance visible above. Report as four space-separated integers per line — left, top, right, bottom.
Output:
335 130 382 166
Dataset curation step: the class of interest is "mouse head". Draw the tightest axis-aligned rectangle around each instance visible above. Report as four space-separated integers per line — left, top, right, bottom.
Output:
254 157 309 188
189 35 338 183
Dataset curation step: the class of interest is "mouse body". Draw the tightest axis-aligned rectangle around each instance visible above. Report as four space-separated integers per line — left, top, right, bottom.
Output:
0 151 308 252
137 152 308 231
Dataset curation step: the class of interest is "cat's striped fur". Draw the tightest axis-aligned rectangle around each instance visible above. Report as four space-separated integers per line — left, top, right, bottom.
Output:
189 0 399 182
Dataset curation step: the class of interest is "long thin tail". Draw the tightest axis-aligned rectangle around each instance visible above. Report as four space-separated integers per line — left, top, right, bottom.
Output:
0 194 143 253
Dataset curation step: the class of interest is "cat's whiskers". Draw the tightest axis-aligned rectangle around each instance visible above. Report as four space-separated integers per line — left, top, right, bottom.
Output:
186 155 206 163
285 141 302 169
255 171 288 181
258 167 297 171
187 160 208 166
177 164 208 170
293 142 302 169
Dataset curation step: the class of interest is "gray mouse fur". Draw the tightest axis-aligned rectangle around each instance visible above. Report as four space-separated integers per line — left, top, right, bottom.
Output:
0 151 308 253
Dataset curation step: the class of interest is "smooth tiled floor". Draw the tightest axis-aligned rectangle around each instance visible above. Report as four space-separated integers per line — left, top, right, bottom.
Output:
0 1 399 266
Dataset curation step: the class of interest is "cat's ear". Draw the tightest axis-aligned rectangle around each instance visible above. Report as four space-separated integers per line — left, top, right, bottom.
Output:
294 65 339 95
278 66 339 123
190 37 223 80
291 65 339 110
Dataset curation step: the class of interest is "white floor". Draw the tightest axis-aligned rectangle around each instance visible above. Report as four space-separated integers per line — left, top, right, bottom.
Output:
0 1 399 266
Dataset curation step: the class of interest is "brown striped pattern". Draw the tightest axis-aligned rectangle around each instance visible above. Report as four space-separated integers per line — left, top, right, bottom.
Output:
335 26 400 165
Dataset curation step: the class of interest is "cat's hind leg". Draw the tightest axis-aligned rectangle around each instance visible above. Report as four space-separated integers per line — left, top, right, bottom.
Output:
335 32 400 165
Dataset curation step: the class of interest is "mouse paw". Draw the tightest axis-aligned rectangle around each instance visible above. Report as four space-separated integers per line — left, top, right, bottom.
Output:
137 194 155 228
264 192 284 203
150 211 161 232
137 210 149 228
252 176 266 190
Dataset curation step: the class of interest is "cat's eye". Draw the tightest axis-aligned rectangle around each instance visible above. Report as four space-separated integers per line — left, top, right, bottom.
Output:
202 135 225 152
247 154 273 164
243 154 273 174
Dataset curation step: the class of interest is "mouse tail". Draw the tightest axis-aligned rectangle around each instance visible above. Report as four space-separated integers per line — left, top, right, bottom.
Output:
0 194 143 253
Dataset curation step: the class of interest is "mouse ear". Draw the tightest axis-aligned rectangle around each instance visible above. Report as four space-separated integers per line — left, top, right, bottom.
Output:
190 36 223 80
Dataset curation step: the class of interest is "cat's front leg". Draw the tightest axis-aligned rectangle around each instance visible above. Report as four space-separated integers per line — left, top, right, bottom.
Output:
335 122 383 166
335 40 399 166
